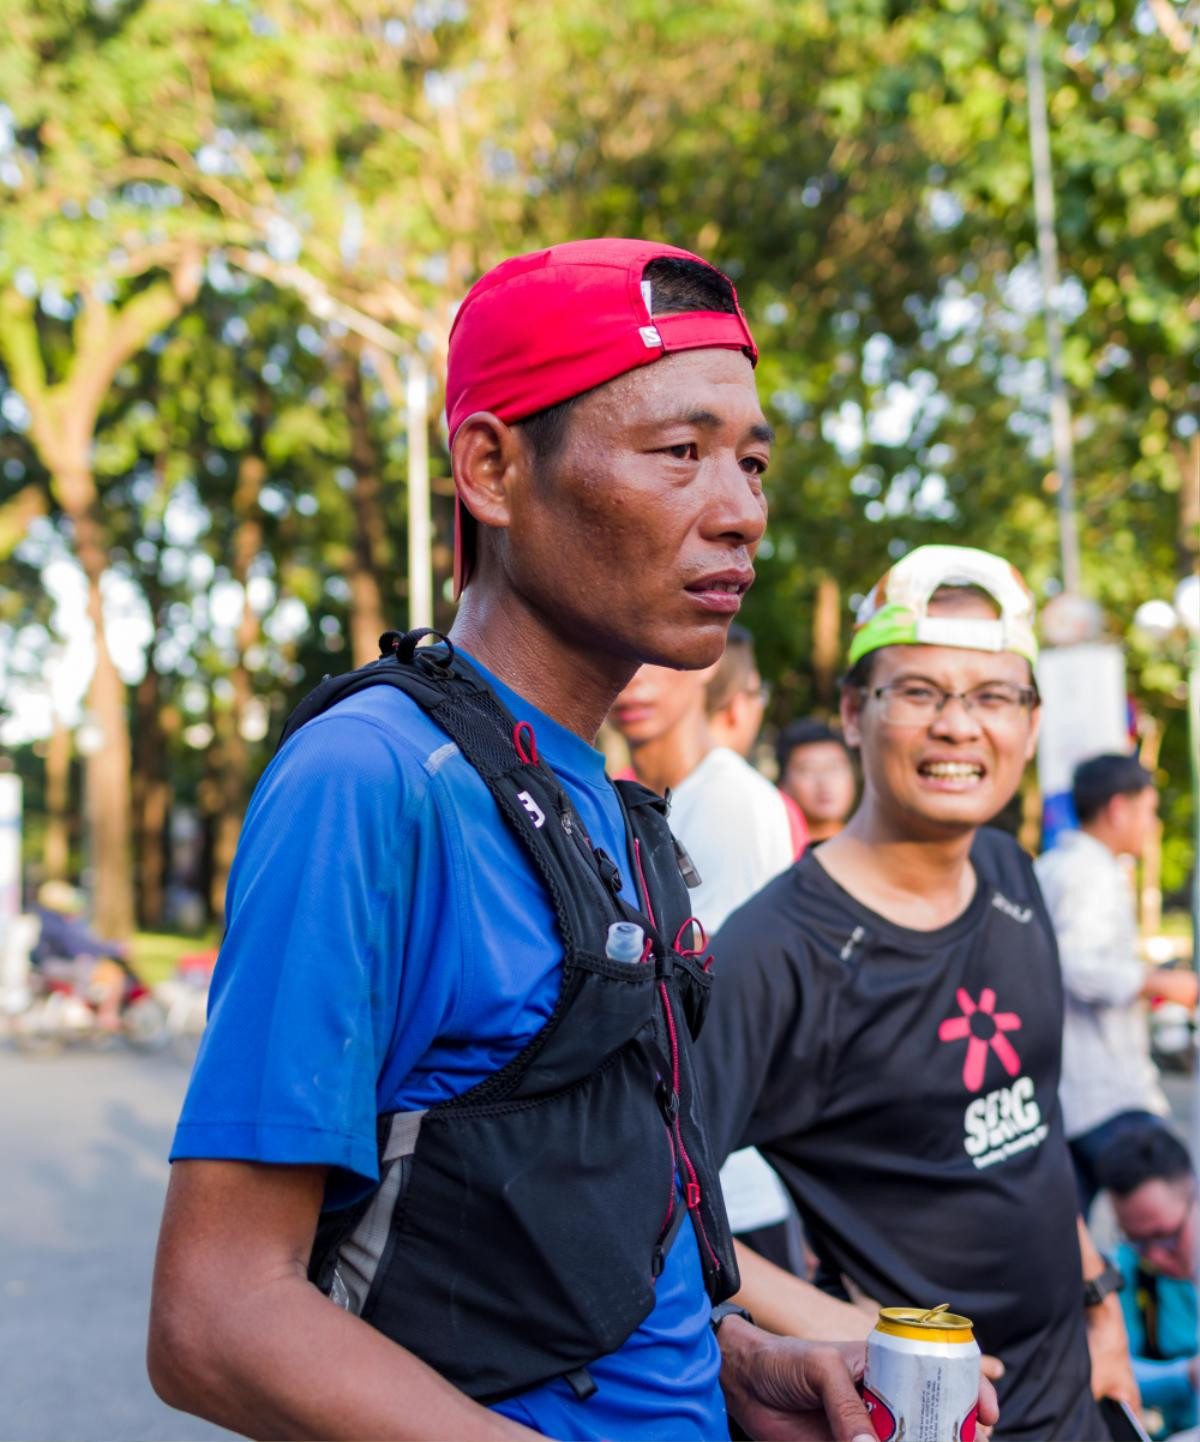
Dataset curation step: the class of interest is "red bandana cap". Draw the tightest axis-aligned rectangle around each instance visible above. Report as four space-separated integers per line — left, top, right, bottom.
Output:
445 238 758 596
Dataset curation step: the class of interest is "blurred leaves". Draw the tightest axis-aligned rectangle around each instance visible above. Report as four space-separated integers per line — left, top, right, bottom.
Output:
0 0 1195 914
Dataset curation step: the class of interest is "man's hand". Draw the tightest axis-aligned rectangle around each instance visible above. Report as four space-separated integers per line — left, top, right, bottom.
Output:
1078 1215 1140 1414
717 1318 874 1442
1144 967 1199 1010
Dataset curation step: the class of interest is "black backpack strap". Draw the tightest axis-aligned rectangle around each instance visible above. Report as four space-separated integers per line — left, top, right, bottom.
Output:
277 630 667 962
614 778 703 957
276 630 455 752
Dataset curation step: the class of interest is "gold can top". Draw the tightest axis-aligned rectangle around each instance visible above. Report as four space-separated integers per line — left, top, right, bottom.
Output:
876 1303 976 1343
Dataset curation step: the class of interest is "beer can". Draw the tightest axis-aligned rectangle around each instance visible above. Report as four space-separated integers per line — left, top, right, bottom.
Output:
864 1304 981 1442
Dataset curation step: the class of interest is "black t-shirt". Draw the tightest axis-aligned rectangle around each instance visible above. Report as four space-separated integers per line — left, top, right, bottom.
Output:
697 828 1104 1442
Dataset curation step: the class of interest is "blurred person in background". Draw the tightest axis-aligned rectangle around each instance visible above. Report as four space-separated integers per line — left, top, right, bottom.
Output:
705 622 808 854
611 658 804 1273
32 879 126 1031
1035 753 1198 1214
611 661 800 937
775 719 856 845
1095 1126 1197 1439
695 544 1135 1441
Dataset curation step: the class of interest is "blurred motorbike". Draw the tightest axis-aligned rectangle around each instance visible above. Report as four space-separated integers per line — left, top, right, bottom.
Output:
13 956 168 1055
155 948 217 1066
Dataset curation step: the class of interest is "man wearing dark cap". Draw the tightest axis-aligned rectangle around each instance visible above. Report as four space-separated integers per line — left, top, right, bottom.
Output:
147 241 894 1442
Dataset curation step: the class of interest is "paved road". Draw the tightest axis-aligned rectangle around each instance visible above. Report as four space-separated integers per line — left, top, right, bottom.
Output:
0 1042 232 1441
0 1038 1195 1440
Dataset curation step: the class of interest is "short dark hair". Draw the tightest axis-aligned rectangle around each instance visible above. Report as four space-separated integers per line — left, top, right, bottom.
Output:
1094 1124 1192 1198
840 653 877 693
706 623 756 715
776 718 850 774
1072 753 1154 824
516 256 739 471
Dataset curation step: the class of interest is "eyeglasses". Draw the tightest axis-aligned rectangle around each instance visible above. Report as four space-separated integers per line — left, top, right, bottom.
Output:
1128 1193 1195 1256
864 679 1040 727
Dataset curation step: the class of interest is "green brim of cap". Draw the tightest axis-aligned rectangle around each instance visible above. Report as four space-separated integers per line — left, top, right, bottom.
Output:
847 603 920 666
848 602 1039 668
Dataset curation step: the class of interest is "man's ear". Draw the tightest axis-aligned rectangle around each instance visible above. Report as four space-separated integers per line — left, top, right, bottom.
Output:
840 685 864 748
1023 703 1041 764
450 412 525 531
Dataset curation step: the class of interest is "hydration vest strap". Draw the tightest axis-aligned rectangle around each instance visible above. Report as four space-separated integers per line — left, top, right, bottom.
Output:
564 1367 598 1402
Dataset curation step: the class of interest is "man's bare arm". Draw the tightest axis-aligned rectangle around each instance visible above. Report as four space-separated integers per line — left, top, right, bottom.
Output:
730 1241 875 1341
1077 1215 1139 1411
148 1160 538 1441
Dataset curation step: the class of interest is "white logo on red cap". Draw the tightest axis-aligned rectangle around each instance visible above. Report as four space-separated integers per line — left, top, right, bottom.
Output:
638 325 662 348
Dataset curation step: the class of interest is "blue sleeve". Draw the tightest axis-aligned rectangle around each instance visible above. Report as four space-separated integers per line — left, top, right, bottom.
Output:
171 710 458 1200
1130 1356 1194 1411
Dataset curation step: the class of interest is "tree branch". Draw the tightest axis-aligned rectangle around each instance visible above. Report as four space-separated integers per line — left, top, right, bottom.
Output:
225 247 410 355
0 482 48 558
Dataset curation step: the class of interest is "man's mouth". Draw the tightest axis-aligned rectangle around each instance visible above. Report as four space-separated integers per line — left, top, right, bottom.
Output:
911 755 986 790
684 570 753 613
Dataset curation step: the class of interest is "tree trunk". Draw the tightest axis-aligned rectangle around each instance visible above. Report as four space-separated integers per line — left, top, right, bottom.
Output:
131 664 171 930
344 351 388 665
812 573 841 712
73 501 135 939
42 718 71 883
209 453 265 918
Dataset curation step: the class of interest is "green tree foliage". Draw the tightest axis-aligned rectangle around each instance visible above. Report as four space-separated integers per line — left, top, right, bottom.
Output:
0 0 1194 922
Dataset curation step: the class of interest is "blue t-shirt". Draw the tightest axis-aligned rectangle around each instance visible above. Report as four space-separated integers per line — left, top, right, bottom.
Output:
172 650 727 1441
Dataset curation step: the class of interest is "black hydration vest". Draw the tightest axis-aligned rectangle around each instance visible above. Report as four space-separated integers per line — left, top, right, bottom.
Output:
282 632 739 1404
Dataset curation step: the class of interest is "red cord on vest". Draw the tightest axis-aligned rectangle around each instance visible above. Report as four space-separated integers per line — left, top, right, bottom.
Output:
672 917 707 957
512 721 538 765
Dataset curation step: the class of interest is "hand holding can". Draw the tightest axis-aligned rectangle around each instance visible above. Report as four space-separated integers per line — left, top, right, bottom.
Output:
864 1304 982 1442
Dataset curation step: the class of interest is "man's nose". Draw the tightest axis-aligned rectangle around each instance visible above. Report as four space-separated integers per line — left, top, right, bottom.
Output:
929 694 983 740
705 458 767 546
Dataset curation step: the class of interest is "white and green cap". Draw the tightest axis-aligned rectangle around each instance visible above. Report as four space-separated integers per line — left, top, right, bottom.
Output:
848 544 1038 667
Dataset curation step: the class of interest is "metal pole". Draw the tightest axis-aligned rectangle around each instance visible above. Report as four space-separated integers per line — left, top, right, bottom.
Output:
406 354 433 631
1187 634 1200 968
1026 17 1083 595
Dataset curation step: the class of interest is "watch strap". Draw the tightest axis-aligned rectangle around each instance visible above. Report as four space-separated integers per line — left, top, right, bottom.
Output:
711 1300 755 1332
1083 1258 1126 1307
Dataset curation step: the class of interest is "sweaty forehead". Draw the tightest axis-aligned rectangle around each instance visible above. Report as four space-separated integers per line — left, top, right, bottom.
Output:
575 347 764 432
873 641 1033 686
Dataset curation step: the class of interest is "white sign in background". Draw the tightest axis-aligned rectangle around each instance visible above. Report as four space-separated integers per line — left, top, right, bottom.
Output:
1035 643 1130 797
0 772 21 938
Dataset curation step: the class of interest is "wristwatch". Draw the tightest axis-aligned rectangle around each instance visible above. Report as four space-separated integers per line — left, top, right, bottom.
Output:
711 1300 755 1332
1083 1258 1126 1308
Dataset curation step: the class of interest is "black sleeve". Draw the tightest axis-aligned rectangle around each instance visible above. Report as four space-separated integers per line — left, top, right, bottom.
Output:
693 876 832 1165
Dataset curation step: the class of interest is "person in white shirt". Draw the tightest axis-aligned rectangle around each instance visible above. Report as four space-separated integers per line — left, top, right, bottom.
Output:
1035 752 1198 1212
610 654 802 1265
610 661 797 935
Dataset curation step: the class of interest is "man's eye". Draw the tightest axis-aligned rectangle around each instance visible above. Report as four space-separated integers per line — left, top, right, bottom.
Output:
662 443 697 460
741 456 768 476
900 685 939 704
974 688 1017 708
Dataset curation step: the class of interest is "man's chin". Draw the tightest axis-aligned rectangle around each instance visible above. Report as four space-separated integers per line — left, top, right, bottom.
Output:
902 792 1001 835
636 622 730 672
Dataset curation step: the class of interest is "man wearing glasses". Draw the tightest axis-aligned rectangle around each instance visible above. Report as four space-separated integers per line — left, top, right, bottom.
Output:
1096 1126 1197 1437
695 545 1136 1440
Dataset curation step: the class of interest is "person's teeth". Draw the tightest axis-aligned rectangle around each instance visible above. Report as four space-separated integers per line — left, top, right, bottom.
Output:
922 762 982 778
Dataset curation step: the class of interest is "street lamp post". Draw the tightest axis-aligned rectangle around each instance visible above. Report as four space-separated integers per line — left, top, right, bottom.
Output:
1134 574 1200 966
1177 576 1200 968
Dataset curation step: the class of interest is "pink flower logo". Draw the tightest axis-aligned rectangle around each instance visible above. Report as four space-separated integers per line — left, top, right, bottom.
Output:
937 987 1022 1093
